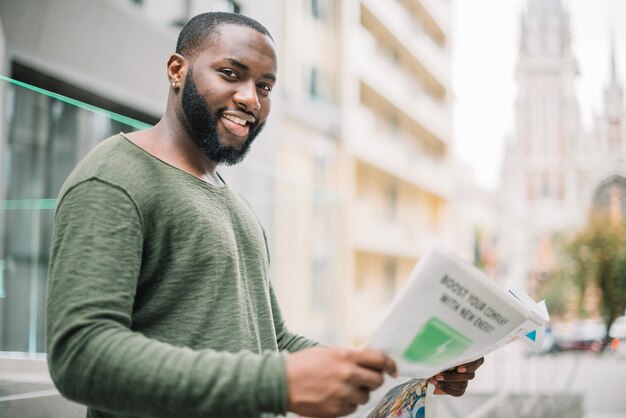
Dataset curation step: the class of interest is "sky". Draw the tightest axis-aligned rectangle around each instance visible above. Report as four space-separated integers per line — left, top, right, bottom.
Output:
451 0 626 191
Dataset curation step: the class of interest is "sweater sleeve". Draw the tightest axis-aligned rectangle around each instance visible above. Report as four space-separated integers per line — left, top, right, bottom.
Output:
46 179 288 418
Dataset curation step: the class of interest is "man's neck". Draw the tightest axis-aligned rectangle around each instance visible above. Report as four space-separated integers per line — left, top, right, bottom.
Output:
124 118 223 186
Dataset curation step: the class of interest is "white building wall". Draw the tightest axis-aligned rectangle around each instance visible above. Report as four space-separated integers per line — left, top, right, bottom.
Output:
0 0 180 116
342 0 456 342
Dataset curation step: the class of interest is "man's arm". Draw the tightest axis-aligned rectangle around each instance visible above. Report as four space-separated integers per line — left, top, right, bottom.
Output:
264 228 402 417
46 179 288 417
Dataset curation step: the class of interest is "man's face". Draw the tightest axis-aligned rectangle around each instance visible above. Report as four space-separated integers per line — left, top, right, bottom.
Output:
180 24 277 165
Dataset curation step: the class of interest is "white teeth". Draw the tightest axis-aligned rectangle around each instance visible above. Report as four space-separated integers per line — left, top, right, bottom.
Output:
223 114 247 126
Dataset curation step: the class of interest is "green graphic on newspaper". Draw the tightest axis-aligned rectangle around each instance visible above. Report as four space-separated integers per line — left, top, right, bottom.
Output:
403 317 472 365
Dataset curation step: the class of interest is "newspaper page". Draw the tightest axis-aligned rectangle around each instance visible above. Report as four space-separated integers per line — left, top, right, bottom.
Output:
349 243 549 417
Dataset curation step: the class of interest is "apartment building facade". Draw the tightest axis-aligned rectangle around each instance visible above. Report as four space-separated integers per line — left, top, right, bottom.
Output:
0 0 459 355
339 0 454 342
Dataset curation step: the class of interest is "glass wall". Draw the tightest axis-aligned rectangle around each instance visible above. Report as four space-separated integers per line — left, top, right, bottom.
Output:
0 76 148 353
0 73 346 354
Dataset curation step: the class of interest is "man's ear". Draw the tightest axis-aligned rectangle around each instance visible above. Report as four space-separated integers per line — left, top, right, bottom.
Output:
167 53 186 87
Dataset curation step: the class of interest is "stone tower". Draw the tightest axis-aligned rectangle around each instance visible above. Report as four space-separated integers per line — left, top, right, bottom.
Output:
499 0 583 292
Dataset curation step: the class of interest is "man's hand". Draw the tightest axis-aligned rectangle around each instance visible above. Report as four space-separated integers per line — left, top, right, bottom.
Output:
286 347 397 418
428 357 485 397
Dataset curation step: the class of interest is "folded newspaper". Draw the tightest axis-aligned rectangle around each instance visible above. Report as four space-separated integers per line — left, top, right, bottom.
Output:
351 243 549 417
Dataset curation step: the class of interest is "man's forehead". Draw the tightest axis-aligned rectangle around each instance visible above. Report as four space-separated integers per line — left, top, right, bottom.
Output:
203 24 276 62
188 24 277 78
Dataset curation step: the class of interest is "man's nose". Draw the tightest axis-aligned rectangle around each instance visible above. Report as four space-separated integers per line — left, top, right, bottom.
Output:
234 81 261 111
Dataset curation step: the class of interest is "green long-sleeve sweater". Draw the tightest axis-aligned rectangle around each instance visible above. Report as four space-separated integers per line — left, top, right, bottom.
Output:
46 134 318 418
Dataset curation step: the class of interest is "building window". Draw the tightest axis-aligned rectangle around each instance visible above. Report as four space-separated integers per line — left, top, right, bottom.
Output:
310 67 318 98
174 0 242 26
387 113 398 136
312 0 321 18
385 183 398 221
0 260 5 299
384 259 397 302
311 0 334 22
0 65 151 353
226 0 241 13
312 156 327 223
527 174 535 200
312 259 328 311
210 0 241 13
388 46 399 64
541 172 550 198
308 67 335 103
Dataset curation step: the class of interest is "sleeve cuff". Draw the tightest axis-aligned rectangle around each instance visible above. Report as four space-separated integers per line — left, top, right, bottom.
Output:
256 351 289 415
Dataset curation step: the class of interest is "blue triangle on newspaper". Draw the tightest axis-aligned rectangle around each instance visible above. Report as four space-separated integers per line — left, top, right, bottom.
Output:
526 330 537 341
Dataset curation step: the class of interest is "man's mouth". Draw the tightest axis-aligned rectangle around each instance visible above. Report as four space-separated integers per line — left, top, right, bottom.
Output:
220 113 254 138
223 114 247 126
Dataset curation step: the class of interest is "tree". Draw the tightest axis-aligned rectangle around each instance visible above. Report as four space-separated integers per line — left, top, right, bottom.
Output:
559 211 626 348
537 269 577 319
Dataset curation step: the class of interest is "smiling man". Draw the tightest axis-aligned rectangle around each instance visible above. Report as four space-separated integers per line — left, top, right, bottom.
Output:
45 12 481 418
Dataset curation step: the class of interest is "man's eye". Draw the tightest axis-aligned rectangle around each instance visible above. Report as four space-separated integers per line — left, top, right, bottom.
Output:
258 83 272 93
221 69 238 78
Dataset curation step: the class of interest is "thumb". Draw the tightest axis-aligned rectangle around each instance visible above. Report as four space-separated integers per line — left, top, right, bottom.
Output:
433 386 446 395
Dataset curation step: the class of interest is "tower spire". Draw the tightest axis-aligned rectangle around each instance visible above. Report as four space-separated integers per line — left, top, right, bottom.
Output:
610 24 618 85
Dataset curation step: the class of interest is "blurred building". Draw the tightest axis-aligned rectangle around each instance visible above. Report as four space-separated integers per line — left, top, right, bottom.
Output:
339 0 454 342
233 0 457 344
0 0 461 358
1 0 163 355
451 161 498 278
499 0 626 300
0 1 486 414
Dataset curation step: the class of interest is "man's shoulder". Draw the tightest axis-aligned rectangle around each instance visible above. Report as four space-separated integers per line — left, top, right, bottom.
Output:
58 133 160 203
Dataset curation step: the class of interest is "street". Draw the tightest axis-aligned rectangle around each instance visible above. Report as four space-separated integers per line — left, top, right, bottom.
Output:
430 342 626 418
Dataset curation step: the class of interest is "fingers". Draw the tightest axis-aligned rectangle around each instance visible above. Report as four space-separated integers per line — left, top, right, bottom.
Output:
436 371 475 382
349 365 385 390
434 381 468 397
429 368 477 384
429 377 469 397
352 348 398 377
286 347 392 418
336 400 359 417
347 387 371 406
428 358 484 397
330 386 368 417
455 357 485 373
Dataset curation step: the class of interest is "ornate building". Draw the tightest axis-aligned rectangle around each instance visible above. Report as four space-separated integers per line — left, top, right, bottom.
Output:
499 0 626 299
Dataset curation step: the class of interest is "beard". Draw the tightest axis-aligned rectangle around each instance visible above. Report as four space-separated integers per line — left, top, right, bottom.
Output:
181 68 265 166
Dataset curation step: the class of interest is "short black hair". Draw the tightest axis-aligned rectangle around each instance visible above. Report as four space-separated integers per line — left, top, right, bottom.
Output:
175 12 273 58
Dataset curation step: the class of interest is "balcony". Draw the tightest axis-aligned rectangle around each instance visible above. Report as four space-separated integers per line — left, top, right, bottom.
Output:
354 28 451 144
360 0 450 89
346 106 453 198
352 201 434 259
418 0 451 35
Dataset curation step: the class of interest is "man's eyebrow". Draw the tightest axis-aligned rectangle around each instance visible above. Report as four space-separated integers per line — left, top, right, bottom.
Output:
225 58 249 71
224 57 276 82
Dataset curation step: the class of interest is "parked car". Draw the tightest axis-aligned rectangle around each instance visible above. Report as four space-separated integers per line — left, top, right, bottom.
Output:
609 316 626 339
538 325 561 354
556 320 605 352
